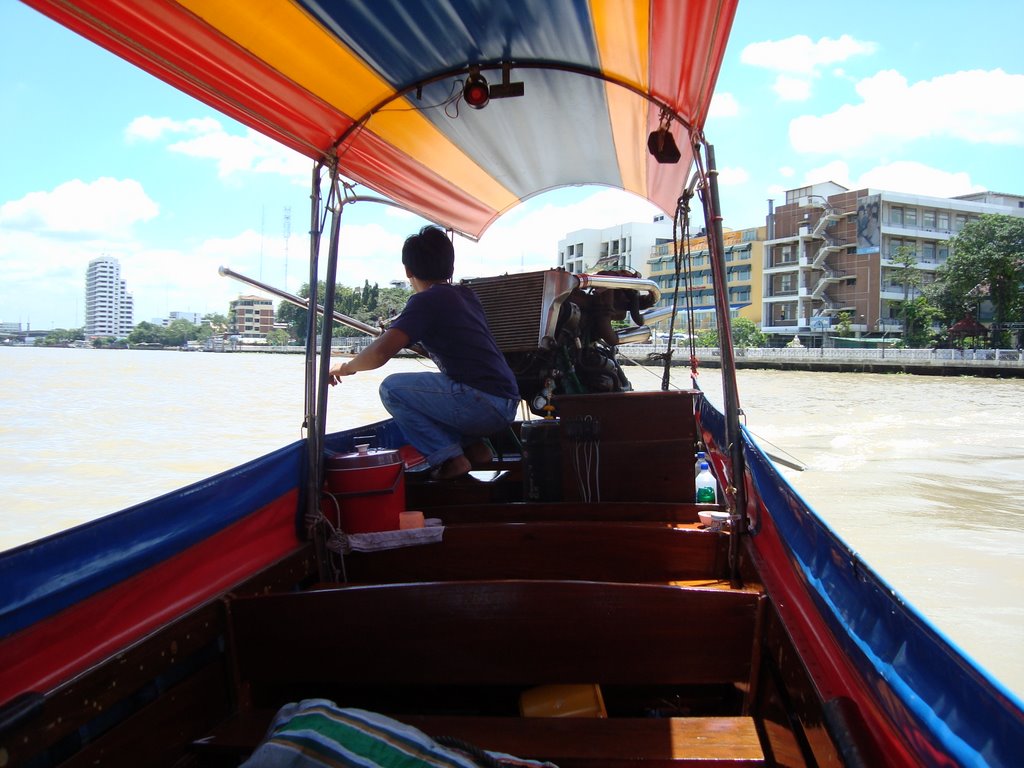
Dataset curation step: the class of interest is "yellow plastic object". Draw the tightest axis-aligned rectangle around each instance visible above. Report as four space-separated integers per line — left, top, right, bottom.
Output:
519 684 607 718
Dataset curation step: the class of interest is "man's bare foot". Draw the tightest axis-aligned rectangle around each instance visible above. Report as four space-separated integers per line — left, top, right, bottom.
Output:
463 440 494 466
429 454 471 480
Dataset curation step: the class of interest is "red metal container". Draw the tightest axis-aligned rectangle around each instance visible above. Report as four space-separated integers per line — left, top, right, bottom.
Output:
323 446 405 533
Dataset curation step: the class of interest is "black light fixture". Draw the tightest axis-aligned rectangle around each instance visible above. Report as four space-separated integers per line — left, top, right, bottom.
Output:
462 63 524 110
647 126 681 164
463 68 490 109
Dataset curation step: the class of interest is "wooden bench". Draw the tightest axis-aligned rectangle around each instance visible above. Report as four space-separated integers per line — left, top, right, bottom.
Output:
342 521 732 584
195 580 765 764
418 501 718 525
195 709 766 766
227 581 760 694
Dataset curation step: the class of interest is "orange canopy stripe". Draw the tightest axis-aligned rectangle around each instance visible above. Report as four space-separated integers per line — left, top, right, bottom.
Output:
22 0 738 238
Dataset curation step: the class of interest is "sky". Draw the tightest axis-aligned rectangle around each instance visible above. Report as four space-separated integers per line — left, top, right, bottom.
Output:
2 1 1022 330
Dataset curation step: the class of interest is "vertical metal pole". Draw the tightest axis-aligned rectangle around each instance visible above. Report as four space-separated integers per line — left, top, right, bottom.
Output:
315 175 345 459
701 143 748 588
303 164 331 578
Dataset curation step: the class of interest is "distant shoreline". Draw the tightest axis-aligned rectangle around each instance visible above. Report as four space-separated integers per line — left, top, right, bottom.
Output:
619 346 1024 378
9 343 1022 378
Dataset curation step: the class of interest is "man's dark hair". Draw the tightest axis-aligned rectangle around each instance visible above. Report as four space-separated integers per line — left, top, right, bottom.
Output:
402 225 454 281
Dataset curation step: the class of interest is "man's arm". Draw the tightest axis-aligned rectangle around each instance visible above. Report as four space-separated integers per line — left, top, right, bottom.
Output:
328 327 411 384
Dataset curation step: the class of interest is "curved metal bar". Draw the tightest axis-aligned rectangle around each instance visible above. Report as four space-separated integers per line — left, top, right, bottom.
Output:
639 305 675 324
615 326 652 345
575 273 662 304
333 60 695 154
219 265 381 337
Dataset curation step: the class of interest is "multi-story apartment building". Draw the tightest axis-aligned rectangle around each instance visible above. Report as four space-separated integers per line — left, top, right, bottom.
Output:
558 215 673 278
229 295 275 340
763 183 1024 345
84 256 134 339
647 225 766 335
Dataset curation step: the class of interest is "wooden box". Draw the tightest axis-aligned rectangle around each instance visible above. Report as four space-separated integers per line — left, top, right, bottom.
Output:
553 390 699 503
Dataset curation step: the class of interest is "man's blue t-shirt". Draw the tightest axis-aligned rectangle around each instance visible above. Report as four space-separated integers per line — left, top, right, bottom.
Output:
390 284 520 400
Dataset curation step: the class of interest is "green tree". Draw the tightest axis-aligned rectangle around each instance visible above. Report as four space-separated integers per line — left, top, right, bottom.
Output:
731 317 766 348
265 328 290 346
164 318 199 346
202 313 229 336
694 328 717 347
930 214 1024 346
41 327 85 346
693 317 764 349
890 244 924 341
834 312 853 337
127 321 168 345
277 281 411 341
900 296 942 348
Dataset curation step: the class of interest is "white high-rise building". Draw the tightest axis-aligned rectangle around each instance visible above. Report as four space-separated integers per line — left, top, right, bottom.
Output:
85 256 134 339
557 215 674 279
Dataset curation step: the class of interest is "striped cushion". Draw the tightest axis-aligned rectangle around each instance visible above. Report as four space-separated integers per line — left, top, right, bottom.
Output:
241 700 556 768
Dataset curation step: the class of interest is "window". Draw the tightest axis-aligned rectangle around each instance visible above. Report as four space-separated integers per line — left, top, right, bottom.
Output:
730 266 752 281
891 207 904 226
954 214 968 232
937 211 950 230
922 209 936 229
904 208 918 228
921 242 936 262
730 287 751 302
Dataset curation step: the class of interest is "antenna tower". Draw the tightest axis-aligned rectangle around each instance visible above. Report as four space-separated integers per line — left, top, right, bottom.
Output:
283 206 291 290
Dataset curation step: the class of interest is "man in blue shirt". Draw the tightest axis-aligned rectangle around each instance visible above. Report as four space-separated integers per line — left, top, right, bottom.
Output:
329 226 520 479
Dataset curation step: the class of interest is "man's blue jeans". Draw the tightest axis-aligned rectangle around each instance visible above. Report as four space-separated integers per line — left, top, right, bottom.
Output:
379 371 519 467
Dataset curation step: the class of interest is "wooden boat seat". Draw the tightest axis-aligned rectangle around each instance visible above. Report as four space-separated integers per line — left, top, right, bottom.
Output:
226 580 761 699
420 501 721 525
193 709 766 766
342 521 733 584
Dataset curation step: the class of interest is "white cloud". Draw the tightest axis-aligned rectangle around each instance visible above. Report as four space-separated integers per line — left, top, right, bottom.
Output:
804 160 852 188
127 115 309 180
779 166 796 178
709 92 739 118
0 178 158 238
856 161 985 198
716 167 750 186
741 34 876 75
772 75 812 102
790 69 1024 154
801 159 984 198
125 116 221 141
459 188 660 278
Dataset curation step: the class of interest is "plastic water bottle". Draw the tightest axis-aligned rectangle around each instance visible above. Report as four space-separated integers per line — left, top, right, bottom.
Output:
694 451 706 477
695 462 717 504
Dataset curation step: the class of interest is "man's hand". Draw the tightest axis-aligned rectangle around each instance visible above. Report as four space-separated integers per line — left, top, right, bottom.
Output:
328 361 353 385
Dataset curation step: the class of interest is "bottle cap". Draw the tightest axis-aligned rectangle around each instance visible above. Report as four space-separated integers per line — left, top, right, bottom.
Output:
699 461 709 470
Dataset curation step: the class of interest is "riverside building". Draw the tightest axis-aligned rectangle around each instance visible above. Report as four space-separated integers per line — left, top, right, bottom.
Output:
558 216 673 278
647 225 767 336
228 295 275 341
84 256 134 340
763 183 1024 346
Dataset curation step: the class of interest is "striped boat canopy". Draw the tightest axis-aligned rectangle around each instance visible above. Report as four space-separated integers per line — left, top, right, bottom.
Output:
25 0 737 238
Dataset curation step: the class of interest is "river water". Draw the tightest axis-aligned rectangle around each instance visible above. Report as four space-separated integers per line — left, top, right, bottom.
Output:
2 347 1022 699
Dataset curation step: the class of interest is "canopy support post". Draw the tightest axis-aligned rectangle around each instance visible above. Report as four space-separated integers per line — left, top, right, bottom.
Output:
698 141 748 588
301 162 336 582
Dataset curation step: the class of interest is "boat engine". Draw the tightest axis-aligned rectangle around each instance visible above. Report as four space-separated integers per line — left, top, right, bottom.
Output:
462 268 667 416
